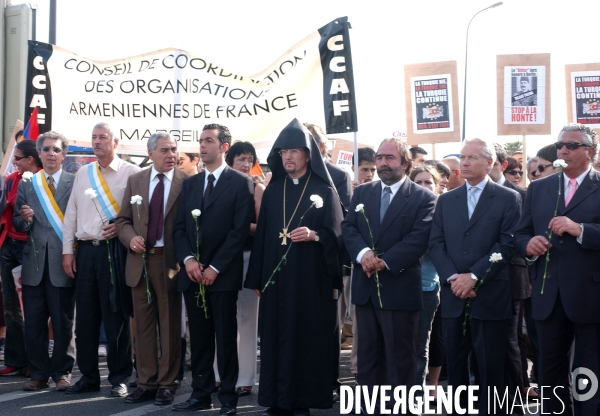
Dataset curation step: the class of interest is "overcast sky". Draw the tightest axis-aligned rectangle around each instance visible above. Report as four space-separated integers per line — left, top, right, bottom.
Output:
15 0 600 158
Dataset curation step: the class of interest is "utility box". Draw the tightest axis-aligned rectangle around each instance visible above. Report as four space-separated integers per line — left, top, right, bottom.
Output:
4 3 36 152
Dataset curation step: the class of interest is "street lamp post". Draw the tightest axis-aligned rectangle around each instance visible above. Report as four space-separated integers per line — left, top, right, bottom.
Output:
462 2 503 141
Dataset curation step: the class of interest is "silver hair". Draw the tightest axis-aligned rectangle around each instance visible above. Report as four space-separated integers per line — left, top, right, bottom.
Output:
93 122 116 140
526 156 539 173
36 131 69 153
147 132 173 151
463 138 497 165
558 123 598 163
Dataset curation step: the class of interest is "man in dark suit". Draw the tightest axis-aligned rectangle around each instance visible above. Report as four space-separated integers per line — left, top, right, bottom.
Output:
13 131 75 391
172 124 254 415
342 138 436 413
115 133 188 406
515 124 600 415
429 138 521 414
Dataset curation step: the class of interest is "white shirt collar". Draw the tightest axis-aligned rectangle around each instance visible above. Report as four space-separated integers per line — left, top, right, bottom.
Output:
496 175 506 186
45 168 63 185
467 176 489 191
150 166 174 182
205 163 226 182
380 175 406 197
563 166 591 188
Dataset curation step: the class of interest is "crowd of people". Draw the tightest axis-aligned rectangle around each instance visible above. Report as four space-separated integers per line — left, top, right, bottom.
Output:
0 119 598 416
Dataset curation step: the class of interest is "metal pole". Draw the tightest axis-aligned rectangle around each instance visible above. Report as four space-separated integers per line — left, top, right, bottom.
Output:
49 0 57 44
353 131 359 182
462 2 503 142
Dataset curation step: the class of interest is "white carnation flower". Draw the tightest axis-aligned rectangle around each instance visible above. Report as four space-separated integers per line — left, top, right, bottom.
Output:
22 171 34 181
553 159 568 169
310 195 323 209
355 203 365 213
130 195 143 205
191 209 201 218
84 188 98 199
489 253 503 263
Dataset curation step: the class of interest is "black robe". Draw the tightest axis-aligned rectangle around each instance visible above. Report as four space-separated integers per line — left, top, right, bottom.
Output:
245 171 343 410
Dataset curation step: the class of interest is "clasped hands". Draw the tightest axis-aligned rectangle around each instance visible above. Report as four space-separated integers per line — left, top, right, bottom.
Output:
449 273 477 300
289 226 317 243
525 216 581 257
185 259 218 286
360 250 385 278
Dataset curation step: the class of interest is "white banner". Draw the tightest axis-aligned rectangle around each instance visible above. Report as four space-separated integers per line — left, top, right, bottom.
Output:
25 18 357 153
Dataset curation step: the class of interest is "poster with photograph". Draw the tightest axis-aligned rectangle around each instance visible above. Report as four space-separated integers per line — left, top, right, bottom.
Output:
571 71 600 127
410 74 454 134
504 66 545 124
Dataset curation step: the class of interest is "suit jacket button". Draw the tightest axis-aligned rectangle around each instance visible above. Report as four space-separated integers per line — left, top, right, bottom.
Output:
463 251 467 255
465 232 469 236
559 240 563 244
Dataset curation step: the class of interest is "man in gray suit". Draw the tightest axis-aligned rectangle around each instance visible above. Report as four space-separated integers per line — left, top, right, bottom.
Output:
13 131 75 391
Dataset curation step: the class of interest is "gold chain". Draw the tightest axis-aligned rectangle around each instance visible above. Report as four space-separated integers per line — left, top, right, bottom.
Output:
280 171 311 245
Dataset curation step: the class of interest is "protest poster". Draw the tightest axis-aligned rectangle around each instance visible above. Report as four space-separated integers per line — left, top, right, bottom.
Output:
24 17 358 152
404 61 460 145
336 149 353 166
565 63 600 130
497 54 551 135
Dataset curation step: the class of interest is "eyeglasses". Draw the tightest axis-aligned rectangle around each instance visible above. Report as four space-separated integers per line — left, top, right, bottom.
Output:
279 149 300 157
506 170 523 176
555 141 589 151
13 155 28 161
42 146 62 153
537 163 554 173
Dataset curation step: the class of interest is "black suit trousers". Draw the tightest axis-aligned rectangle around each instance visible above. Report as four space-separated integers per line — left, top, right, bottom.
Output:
22 252 75 382
74 242 133 386
183 286 239 406
443 315 509 414
536 294 600 416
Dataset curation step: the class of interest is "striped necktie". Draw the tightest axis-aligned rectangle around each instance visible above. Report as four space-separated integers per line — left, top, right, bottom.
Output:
380 186 391 224
47 176 56 197
467 186 479 219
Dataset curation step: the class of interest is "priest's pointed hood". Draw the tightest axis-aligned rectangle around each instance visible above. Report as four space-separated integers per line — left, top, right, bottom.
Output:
267 118 334 188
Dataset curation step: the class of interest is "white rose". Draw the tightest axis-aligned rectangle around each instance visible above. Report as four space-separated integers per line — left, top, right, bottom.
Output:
489 253 503 263
84 188 98 199
22 171 34 181
310 194 323 209
130 195 143 205
191 209 201 218
553 159 568 169
355 203 365 213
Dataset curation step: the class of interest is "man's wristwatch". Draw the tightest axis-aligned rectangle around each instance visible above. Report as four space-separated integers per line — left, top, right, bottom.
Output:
314 231 320 242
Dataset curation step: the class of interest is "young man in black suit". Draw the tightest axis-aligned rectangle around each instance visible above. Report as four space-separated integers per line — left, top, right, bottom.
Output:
341 138 436 413
515 124 600 415
429 138 521 414
172 124 254 415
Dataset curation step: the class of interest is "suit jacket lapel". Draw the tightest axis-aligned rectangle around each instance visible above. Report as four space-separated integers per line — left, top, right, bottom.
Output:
466 181 495 230
136 169 152 237
549 174 566 215
165 169 184 217
203 167 231 210
562 169 599 215
197 171 206 211
454 184 470 228
53 174 72 205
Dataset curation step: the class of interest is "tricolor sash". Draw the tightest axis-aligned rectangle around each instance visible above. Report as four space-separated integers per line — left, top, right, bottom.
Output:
31 170 64 242
87 162 120 221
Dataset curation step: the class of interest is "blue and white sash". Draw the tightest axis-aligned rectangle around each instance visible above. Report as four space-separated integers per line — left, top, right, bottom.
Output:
31 170 64 242
87 162 120 221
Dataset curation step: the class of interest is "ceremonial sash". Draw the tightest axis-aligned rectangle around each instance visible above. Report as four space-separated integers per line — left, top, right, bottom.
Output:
31 170 64 242
87 162 120 221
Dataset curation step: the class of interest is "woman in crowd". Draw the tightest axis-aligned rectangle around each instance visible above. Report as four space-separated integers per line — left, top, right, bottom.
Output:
178 152 201 175
0 137 43 376
503 157 524 186
409 165 443 398
222 141 265 396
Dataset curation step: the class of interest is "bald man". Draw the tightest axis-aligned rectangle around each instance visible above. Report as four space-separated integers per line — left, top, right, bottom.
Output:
442 157 464 190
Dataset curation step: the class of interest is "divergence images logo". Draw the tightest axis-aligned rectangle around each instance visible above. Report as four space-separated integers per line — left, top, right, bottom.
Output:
572 367 598 402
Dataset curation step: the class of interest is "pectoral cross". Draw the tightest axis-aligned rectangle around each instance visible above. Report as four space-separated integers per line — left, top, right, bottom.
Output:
279 227 291 245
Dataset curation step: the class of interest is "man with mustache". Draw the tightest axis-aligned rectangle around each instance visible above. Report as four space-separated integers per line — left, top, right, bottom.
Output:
62 122 140 396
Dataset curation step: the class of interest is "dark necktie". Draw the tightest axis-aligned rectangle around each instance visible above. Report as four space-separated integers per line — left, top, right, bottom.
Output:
47 176 56 197
147 173 165 248
380 186 391 224
203 173 215 209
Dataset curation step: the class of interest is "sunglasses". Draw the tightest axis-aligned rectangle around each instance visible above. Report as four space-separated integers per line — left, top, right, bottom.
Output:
537 163 554 173
42 146 63 153
555 141 589 150
506 170 522 176
13 155 28 161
